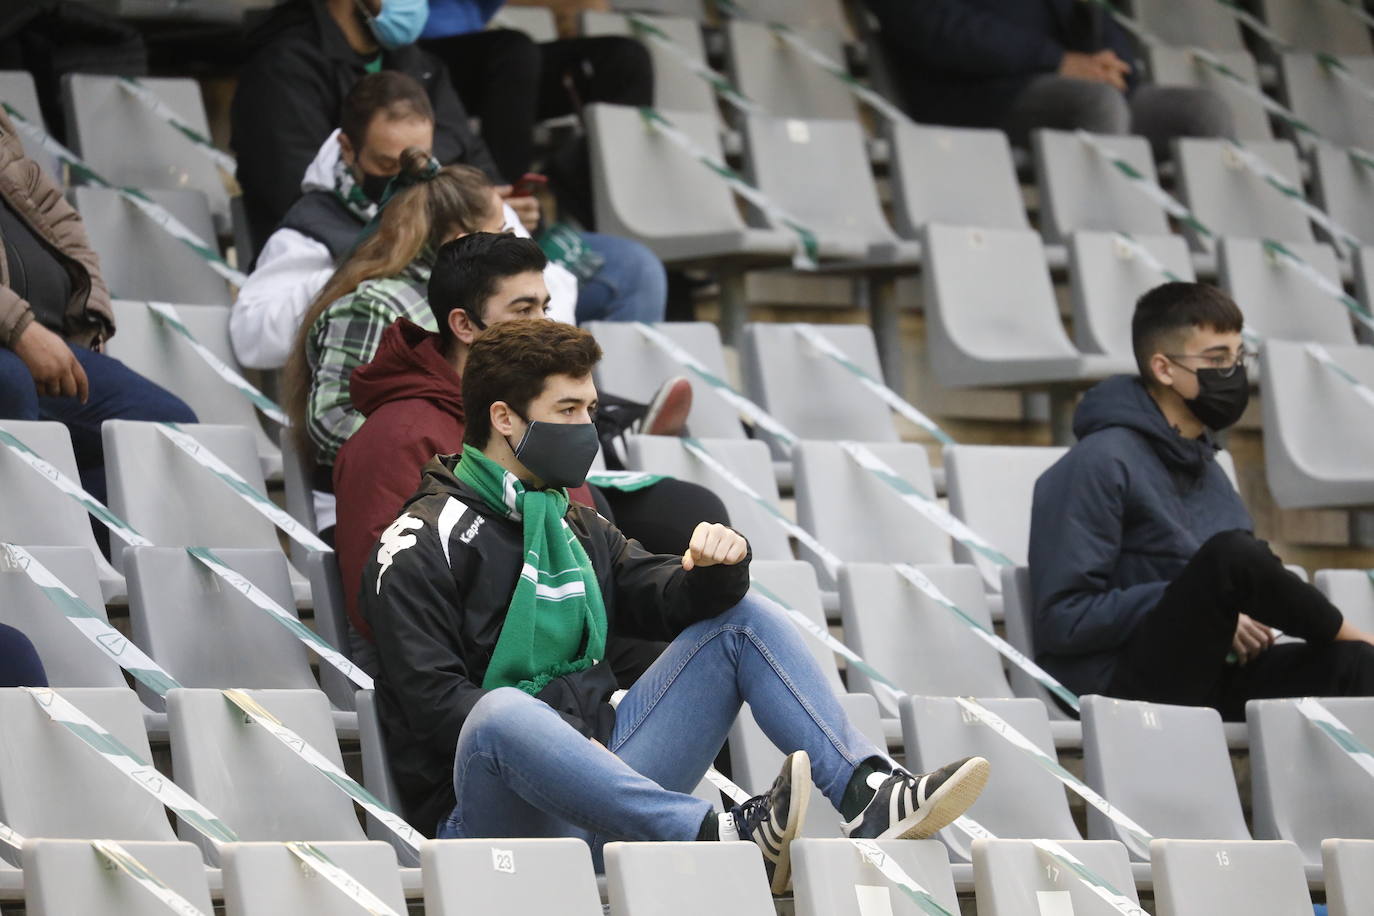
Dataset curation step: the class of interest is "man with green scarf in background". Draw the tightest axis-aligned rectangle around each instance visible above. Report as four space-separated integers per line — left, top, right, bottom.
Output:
362 319 990 893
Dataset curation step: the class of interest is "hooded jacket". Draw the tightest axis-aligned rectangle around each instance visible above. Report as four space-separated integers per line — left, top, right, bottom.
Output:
1028 375 1252 695
360 453 751 834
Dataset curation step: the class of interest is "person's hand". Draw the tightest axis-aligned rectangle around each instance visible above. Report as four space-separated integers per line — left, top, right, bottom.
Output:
1232 613 1275 665
1058 49 1131 91
496 185 541 232
13 322 88 402
682 522 748 571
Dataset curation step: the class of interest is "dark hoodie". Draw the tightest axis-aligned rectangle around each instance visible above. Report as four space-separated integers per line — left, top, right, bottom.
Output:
1028 375 1253 696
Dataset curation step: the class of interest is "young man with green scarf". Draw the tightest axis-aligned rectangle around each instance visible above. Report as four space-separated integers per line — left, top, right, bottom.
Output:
362 319 990 893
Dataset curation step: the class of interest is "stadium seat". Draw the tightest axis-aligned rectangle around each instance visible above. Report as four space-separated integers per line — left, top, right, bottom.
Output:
721 0 851 38
1248 697 1374 865
604 841 775 916
487 5 557 41
889 122 1032 237
1144 48 1273 141
62 74 231 235
424 838 604 916
1130 0 1246 51
1311 143 1374 247
23 839 213 916
901 696 1082 863
0 420 125 602
355 688 408 849
1068 231 1196 361
167 688 368 862
749 560 844 693
0 69 62 178
624 436 793 562
102 420 310 604
1279 53 1374 152
1255 0 1374 55
0 546 127 690
1081 696 1250 862
73 187 233 306
728 692 883 838
944 445 1068 569
1314 568 1374 632
582 12 716 113
1033 130 1169 244
1258 338 1374 509
1174 138 1313 251
1219 239 1357 344
104 301 281 481
611 0 703 15
221 841 406 916
839 563 1012 701
726 20 855 119
1322 838 1374 916
307 551 358 712
1000 566 1076 725
1150 838 1312 915
971 838 1140 916
792 838 959 916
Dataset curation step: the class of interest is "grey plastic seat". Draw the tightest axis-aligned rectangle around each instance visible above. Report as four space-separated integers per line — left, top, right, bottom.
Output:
1145 47 1273 141
1033 130 1169 244
1315 568 1374 632
24 839 213 916
0 420 125 602
624 436 793 561
280 433 318 555
1081 696 1249 862
1175 138 1312 251
1069 231 1196 360
0 687 177 857
582 12 715 113
611 0 703 15
793 441 950 589
221 841 405 916
424 838 603 916
1260 339 1374 509
1000 566 1073 721
604 841 775 916
1248 697 1374 865
0 70 62 178
1323 838 1374 916
749 560 843 693
1312 142 1374 247
1256 0 1374 55
1280 53 1374 151
105 301 280 480
972 838 1140 916
0 546 126 689
125 547 317 711
488 5 557 41
890 122 1031 236
722 0 850 37
73 187 232 306
726 20 855 120
740 323 898 443
307 550 358 712
1219 238 1356 344
944 445 1068 569
839 564 1012 702
921 224 1135 389
355 689 417 865
586 104 795 265
63 74 230 234
1131 0 1245 50
1151 838 1312 916
167 687 367 862
103 421 310 604
902 696 1081 862
792 838 958 916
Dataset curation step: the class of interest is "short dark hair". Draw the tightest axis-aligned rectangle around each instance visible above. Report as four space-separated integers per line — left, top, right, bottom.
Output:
340 72 435 151
462 319 602 448
428 232 548 345
1131 281 1245 382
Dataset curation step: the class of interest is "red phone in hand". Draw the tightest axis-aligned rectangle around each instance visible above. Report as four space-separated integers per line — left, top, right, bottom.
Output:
509 173 548 197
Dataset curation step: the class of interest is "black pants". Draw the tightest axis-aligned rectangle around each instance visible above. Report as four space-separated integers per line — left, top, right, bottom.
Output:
1107 530 1374 720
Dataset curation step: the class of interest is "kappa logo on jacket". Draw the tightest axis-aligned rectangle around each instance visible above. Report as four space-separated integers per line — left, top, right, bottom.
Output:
376 514 424 593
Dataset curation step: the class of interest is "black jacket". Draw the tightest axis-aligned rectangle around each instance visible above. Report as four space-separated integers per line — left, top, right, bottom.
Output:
361 455 752 835
229 0 502 246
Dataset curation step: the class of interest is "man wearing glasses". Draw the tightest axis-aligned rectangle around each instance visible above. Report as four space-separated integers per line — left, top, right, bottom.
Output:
1028 281 1374 719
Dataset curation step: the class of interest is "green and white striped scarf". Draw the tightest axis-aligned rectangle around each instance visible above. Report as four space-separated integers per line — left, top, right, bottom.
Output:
455 445 607 695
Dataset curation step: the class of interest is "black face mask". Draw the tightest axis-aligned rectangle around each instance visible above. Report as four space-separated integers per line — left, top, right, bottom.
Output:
507 412 600 489
359 170 394 204
1184 364 1250 431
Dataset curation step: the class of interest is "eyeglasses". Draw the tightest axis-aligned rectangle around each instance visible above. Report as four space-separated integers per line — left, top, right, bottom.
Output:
1165 349 1255 379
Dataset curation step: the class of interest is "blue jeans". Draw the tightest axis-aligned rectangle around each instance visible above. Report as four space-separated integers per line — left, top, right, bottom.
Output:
437 594 885 858
0 343 196 503
575 232 668 324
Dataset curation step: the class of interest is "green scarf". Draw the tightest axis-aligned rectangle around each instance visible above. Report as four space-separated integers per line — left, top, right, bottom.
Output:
455 445 608 696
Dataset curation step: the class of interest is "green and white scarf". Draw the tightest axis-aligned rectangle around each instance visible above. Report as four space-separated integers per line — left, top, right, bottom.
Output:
455 445 608 695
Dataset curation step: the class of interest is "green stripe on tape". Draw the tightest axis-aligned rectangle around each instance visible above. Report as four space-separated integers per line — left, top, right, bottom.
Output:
585 471 669 492
1031 839 1150 916
625 14 763 115
849 839 957 916
286 842 405 916
1305 343 1374 410
117 77 237 177
1294 697 1374 781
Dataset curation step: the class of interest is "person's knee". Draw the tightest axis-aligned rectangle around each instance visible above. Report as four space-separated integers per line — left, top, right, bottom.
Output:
720 592 789 634
1195 529 1267 568
467 686 539 733
1068 81 1131 134
1133 87 1235 141
484 28 541 73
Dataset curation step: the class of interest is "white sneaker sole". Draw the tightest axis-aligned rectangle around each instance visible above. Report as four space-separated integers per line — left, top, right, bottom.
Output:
768 750 811 895
883 756 990 841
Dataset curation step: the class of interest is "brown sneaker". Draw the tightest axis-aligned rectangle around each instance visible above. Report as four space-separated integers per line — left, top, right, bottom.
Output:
639 376 693 437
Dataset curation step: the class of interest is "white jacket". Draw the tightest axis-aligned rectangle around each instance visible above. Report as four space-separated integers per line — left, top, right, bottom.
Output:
229 131 579 369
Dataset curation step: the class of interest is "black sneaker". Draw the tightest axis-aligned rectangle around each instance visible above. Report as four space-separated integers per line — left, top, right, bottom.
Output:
723 750 811 894
841 756 990 841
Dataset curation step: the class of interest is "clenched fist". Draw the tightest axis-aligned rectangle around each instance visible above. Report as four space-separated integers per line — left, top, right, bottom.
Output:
681 522 747 571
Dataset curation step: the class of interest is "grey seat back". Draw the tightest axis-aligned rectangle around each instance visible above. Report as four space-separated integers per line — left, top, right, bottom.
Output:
944 445 1068 569
488 5 557 40
604 841 775 916
890 122 1029 236
221 841 405 916
1322 838 1374 916
23 839 212 916
727 20 855 119
839 563 1011 700
1131 0 1245 50
749 560 843 693
1145 48 1272 141
1081 696 1249 862
1069 232 1196 360
582 12 715 113
1312 142 1374 247
1175 138 1312 250
999 566 1069 718
901 696 1081 862
1314 568 1374 632
355 689 416 864
1257 0 1374 54
1033 130 1169 243
1219 238 1356 344
792 838 958 916
167 687 367 860
1248 697 1374 865
1150 838 1312 915
611 0 704 15
723 0 850 36
0 70 62 177
1280 53 1374 151
972 838 1140 916
424 838 603 916
307 550 356 711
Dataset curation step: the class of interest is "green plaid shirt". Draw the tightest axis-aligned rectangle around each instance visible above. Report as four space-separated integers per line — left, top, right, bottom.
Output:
305 260 435 463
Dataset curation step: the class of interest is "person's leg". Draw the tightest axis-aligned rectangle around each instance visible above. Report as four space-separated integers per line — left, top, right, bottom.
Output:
600 478 731 556
574 233 668 324
534 36 654 119
0 347 40 419
1001 75 1131 148
1130 85 1236 160
1215 640 1374 721
0 623 48 688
